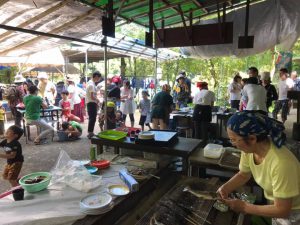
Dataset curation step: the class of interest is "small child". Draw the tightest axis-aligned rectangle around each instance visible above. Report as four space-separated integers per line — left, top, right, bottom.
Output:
0 125 24 187
59 90 81 123
0 102 5 138
99 102 116 130
139 90 151 131
61 121 82 140
116 110 124 128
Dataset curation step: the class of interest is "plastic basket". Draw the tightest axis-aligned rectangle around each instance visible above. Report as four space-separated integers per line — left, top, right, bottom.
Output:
19 172 52 193
98 130 127 140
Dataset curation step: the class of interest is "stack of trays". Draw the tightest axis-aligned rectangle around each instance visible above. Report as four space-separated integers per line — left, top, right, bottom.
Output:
79 192 114 215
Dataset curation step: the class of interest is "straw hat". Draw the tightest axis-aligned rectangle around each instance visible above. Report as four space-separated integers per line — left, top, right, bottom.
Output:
14 74 26 83
37 72 48 79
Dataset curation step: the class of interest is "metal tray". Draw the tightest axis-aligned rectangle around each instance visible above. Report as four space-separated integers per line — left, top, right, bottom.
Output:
218 148 241 170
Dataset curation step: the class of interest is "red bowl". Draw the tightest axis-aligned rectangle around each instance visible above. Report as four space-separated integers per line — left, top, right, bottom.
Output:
91 160 110 169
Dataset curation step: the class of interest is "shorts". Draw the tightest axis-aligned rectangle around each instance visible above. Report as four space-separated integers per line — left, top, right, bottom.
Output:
139 115 149 126
3 162 23 180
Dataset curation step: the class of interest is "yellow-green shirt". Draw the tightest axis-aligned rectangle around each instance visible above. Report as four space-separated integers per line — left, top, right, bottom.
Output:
239 142 300 209
0 108 5 121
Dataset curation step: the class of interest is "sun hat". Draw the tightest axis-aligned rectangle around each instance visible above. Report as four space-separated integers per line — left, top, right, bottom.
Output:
37 72 48 79
107 102 115 108
14 74 26 83
176 74 185 81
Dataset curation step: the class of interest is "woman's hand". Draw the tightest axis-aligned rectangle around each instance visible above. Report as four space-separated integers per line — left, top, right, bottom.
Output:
222 198 247 213
217 184 231 199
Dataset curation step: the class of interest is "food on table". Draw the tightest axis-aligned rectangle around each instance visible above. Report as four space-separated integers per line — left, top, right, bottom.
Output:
183 186 220 200
128 168 148 176
24 176 47 184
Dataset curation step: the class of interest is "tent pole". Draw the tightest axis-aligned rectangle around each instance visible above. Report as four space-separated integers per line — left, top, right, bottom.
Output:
155 49 158 94
85 49 88 82
103 37 108 130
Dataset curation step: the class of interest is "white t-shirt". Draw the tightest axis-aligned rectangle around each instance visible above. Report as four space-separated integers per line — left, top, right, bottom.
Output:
67 84 81 105
242 84 267 111
228 82 242 100
193 89 215 106
86 80 97 103
278 78 294 100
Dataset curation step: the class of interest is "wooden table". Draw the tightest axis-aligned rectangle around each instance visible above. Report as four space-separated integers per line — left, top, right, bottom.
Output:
188 148 239 177
91 136 202 174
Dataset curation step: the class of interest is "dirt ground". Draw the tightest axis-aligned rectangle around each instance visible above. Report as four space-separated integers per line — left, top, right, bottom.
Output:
0 109 299 193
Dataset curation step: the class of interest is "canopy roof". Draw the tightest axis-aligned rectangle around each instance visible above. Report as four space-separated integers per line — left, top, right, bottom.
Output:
78 0 263 28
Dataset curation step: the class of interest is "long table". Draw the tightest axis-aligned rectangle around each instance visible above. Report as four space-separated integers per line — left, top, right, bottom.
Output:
91 135 202 174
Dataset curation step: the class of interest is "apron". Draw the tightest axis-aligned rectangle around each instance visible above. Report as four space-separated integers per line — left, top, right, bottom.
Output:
193 104 212 122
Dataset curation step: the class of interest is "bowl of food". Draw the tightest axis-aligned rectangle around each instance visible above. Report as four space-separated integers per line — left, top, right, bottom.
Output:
19 172 52 193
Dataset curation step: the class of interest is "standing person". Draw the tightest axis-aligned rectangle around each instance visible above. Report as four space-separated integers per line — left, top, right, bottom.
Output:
173 74 189 109
55 81 66 106
67 79 84 122
179 70 192 103
228 73 242 110
272 68 294 123
139 90 151 131
23 85 54 145
248 66 260 84
218 111 300 225
59 91 81 123
86 71 101 139
0 102 5 138
151 84 173 130
120 80 136 127
37 72 57 105
261 72 278 112
6 74 25 127
239 78 248 111
291 71 300 91
241 77 267 115
193 82 215 144
0 125 24 187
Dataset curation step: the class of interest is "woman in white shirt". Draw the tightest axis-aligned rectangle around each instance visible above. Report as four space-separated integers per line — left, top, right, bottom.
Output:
193 82 215 144
228 74 242 110
120 80 136 127
67 79 84 122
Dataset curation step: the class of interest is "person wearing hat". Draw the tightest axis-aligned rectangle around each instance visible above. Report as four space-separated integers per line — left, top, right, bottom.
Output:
139 90 151 131
37 72 57 105
261 72 278 112
151 84 173 130
99 101 116 131
173 74 190 109
67 78 83 122
6 74 26 127
193 81 215 143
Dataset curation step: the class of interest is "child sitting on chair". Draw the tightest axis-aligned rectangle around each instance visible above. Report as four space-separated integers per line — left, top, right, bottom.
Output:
99 102 116 130
61 121 82 140
59 91 81 123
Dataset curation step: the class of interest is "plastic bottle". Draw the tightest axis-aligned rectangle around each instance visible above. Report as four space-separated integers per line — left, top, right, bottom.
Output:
90 144 96 161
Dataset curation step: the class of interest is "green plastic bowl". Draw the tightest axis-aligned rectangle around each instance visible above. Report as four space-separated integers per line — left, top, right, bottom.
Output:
19 172 52 193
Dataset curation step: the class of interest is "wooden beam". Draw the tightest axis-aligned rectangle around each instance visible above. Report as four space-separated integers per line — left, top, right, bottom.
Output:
0 9 98 56
191 0 208 13
0 0 72 42
121 0 148 12
161 0 189 20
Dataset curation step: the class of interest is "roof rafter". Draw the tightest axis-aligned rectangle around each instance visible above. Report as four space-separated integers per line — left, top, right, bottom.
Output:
0 8 99 56
0 0 9 7
0 0 72 42
160 0 190 20
191 0 208 13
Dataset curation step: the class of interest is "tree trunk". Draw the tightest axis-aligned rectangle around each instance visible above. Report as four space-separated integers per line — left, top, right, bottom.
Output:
208 59 219 89
120 57 126 79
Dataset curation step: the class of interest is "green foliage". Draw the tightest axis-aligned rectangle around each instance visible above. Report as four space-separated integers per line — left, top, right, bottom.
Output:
0 67 17 84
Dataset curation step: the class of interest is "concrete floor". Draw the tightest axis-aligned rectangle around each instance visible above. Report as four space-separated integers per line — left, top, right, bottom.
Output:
0 108 299 194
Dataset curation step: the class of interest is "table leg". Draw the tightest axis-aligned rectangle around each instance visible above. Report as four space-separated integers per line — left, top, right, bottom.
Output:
114 147 120 154
182 158 189 175
56 110 60 130
96 144 103 155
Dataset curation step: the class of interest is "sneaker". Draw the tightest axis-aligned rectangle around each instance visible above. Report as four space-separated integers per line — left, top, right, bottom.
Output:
87 133 94 139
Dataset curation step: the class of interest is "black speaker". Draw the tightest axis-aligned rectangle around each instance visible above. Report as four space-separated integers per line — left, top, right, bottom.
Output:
102 16 115 38
145 32 153 47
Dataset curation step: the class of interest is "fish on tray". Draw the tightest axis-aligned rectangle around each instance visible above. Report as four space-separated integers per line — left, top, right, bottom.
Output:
183 186 220 200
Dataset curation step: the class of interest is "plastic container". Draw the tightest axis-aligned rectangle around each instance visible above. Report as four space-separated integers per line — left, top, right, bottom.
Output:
19 172 51 193
90 145 96 161
203 144 224 159
98 130 127 140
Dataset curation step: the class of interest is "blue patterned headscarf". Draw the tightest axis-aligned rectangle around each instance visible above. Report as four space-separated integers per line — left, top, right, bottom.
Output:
227 111 286 148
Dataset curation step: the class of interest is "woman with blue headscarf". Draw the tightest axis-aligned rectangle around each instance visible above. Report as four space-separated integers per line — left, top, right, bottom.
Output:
218 111 300 225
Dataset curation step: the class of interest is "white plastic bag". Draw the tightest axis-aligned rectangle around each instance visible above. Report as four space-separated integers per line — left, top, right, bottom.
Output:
50 150 102 192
